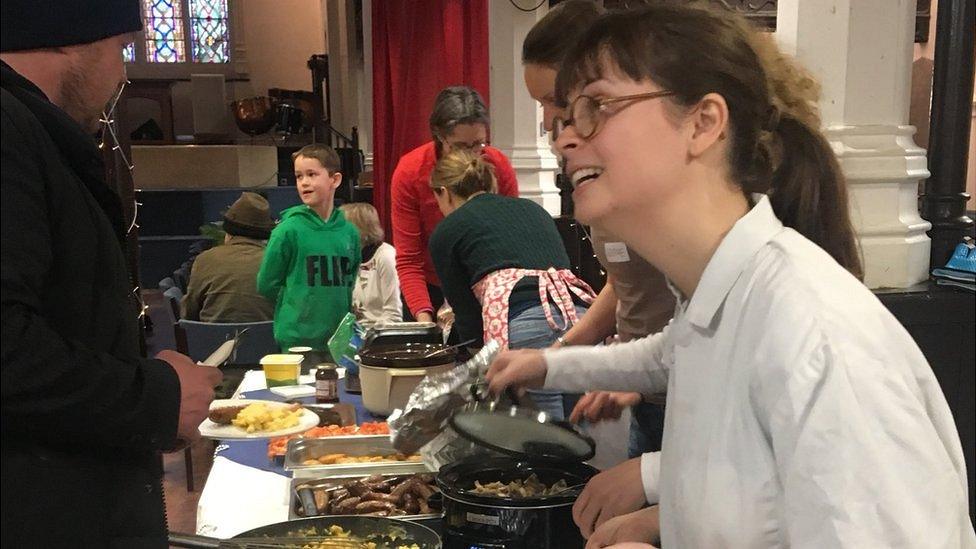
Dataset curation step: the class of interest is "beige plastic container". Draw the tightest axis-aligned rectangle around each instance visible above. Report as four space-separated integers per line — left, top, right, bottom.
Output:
357 343 458 416
260 354 303 387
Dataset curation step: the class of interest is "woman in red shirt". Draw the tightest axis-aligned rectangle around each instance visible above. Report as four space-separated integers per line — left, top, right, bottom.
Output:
391 86 519 323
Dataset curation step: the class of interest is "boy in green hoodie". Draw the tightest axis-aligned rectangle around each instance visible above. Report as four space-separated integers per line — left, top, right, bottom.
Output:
258 144 361 353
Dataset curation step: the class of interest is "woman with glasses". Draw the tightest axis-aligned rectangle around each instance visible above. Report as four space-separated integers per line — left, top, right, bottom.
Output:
428 149 596 419
391 86 519 329
522 1 677 537
487 5 973 548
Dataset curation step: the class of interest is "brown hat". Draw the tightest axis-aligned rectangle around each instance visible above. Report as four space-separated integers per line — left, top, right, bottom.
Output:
222 192 275 239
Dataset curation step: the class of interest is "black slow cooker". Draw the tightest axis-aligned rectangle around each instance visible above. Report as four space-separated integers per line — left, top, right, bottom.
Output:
436 402 598 549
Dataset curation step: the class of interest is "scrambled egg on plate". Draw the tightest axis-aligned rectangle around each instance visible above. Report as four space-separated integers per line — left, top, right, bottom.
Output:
231 402 302 433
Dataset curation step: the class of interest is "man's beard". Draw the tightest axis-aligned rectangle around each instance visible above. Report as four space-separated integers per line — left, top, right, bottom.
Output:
59 64 108 133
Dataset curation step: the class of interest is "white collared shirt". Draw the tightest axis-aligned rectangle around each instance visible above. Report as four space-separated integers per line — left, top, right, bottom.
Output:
545 196 974 548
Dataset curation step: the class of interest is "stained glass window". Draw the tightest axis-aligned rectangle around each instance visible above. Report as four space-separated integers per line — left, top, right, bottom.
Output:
144 0 185 63
123 43 136 63
189 0 230 63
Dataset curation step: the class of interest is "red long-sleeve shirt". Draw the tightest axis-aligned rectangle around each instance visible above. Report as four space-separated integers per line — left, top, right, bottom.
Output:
391 141 519 318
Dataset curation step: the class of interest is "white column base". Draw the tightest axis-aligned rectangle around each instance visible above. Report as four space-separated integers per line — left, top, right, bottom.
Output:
827 124 932 288
500 145 560 214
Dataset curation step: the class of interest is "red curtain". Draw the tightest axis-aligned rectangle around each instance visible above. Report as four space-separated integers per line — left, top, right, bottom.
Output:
371 0 490 236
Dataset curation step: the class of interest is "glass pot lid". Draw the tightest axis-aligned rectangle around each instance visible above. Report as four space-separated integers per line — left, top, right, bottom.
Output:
449 400 595 462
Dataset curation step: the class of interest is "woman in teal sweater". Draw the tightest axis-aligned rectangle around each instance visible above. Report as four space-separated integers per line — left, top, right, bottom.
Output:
428 150 595 418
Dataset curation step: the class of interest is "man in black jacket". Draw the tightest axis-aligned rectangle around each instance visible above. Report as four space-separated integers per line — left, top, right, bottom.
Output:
0 1 223 547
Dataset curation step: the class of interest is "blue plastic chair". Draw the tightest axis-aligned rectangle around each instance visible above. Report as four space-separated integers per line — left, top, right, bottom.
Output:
174 319 276 365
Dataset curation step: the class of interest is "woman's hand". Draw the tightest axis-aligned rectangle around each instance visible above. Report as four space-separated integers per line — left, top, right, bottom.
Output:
436 305 454 331
585 506 661 548
485 349 548 396
569 391 642 424
573 457 647 537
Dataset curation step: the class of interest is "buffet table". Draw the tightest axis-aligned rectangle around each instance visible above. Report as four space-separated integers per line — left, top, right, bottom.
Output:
196 370 382 537
194 369 630 539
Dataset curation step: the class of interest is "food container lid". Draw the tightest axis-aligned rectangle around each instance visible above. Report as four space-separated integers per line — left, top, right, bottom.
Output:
260 353 304 365
448 400 595 463
358 342 457 368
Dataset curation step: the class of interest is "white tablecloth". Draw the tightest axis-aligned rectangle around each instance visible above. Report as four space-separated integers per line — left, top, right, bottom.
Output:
195 456 291 538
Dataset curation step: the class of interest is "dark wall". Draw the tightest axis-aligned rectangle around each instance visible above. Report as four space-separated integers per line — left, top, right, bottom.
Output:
877 283 976 523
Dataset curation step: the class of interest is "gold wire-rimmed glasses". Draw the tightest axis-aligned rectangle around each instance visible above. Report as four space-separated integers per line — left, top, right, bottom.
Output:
553 90 676 141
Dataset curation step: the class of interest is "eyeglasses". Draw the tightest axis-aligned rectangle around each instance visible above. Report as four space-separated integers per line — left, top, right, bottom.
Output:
553 90 676 141
445 139 489 152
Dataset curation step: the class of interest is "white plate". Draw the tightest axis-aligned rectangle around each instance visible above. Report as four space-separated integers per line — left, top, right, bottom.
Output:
199 399 319 440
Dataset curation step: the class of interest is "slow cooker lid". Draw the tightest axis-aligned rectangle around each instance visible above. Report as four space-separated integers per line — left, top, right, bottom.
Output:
357 342 457 368
449 402 595 462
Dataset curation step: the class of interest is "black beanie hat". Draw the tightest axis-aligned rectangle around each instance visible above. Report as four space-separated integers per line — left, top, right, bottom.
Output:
1 0 142 53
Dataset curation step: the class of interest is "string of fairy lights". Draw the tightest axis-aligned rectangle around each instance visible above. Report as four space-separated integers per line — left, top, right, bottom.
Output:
99 78 149 322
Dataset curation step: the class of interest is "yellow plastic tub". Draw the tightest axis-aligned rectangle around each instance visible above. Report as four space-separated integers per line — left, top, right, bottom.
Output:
260 354 304 387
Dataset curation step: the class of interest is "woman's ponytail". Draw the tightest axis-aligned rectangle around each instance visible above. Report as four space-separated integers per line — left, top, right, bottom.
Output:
770 115 863 279
430 149 497 198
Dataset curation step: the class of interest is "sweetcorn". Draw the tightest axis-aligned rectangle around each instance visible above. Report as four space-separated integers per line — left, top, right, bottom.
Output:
230 402 302 433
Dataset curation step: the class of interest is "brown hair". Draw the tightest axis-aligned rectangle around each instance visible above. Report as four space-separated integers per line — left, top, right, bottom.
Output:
522 0 604 68
555 5 863 279
292 143 341 174
429 86 490 155
430 150 497 199
340 202 384 247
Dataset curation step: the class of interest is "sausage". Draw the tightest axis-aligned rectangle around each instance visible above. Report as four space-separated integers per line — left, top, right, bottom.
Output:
390 478 418 499
354 500 398 514
409 481 435 499
364 480 392 493
333 496 362 513
363 474 386 484
402 493 420 515
418 498 431 515
345 481 371 497
207 405 247 425
361 492 400 504
313 489 329 514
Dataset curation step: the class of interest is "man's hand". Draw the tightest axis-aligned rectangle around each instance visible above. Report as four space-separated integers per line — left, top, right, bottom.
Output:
485 349 548 396
157 350 223 446
574 457 647 537
585 506 660 548
570 391 642 424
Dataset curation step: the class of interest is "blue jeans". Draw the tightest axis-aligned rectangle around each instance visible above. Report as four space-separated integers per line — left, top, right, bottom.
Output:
507 303 588 420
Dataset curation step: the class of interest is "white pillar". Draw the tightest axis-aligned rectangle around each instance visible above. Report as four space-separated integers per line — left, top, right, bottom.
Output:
325 0 371 168
488 1 561 214
360 0 373 170
776 0 931 289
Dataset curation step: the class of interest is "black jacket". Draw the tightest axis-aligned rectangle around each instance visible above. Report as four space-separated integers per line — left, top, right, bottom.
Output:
1 62 181 548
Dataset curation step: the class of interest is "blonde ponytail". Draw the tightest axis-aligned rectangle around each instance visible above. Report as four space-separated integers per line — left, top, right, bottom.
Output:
430 150 497 198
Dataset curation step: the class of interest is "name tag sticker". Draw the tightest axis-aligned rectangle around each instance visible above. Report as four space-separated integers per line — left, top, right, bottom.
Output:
604 242 631 263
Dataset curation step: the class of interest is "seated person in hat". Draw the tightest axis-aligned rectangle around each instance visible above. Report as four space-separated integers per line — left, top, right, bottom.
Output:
182 192 275 322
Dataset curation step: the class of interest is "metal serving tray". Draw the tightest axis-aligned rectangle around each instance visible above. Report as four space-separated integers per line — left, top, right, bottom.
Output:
289 473 441 521
284 436 430 478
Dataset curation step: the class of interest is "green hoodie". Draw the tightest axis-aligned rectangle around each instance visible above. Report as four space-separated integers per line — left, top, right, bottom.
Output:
257 205 361 351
